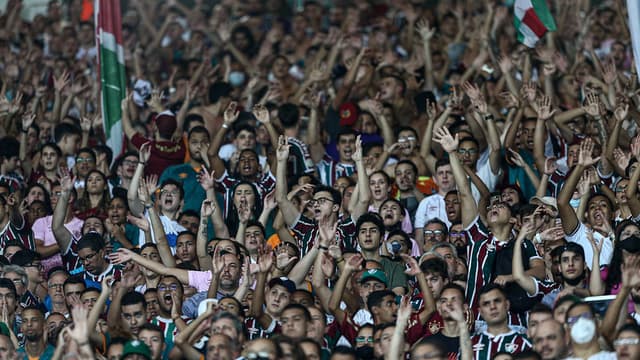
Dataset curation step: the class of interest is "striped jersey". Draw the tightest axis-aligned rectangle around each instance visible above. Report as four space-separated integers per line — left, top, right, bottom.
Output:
150 315 190 356
0 220 35 253
286 136 316 178
316 154 356 187
471 329 532 359
290 214 356 256
216 170 276 218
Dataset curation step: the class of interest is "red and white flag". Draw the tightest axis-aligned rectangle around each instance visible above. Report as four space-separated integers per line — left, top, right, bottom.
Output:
514 0 557 48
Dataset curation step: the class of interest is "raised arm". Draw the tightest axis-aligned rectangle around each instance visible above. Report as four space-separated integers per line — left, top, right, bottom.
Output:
586 231 605 295
110 248 189 285
602 257 640 344
328 254 362 316
121 93 136 140
249 247 275 329
433 127 476 228
174 302 216 360
626 137 640 217
207 102 239 177
52 172 75 253
275 136 301 226
351 136 371 222
533 96 557 175
252 104 280 169
387 296 411 360
512 223 537 295
401 254 435 325
558 139 600 235
306 93 325 164
140 177 176 268
127 143 150 217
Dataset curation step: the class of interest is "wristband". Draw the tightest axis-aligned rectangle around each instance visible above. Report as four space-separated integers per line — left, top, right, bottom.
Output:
483 114 494 121
138 161 146 165
337 257 344 264
319 245 329 251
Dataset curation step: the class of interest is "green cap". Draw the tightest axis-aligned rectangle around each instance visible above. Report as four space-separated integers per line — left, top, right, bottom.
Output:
122 340 151 360
359 269 388 287
0 322 10 337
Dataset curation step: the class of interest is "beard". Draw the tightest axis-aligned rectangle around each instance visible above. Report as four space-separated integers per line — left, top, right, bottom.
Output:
563 271 586 287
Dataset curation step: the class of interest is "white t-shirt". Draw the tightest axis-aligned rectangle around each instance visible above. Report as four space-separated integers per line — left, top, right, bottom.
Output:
414 193 450 229
566 222 614 270
564 351 617 360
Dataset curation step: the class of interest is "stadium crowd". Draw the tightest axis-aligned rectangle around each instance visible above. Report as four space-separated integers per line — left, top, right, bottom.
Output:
0 0 639 359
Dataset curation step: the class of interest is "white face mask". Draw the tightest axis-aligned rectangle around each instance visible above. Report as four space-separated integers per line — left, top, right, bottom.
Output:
570 317 597 344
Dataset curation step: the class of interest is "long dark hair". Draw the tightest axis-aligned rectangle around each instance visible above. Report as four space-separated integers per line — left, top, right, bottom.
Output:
606 219 639 292
226 181 264 237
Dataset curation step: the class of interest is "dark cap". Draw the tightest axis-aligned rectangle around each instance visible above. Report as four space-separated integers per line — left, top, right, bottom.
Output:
268 277 296 293
10 250 40 267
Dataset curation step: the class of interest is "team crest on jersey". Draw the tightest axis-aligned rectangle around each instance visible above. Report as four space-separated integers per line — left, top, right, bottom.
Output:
505 343 517 353
472 343 485 352
487 243 496 251
428 321 441 334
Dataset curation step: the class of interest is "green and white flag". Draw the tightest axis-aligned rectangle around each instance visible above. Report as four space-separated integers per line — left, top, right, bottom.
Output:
514 0 557 48
95 0 126 157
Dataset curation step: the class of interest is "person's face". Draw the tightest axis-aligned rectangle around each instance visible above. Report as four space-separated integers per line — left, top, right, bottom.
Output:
444 193 461 222
48 273 67 303
82 217 105 235
565 304 597 340
553 300 573 324
39 122 53 144
501 187 520 207
26 187 45 205
243 339 277 360
144 291 159 318
394 163 416 191
219 298 241 316
244 225 264 253
23 260 44 285
374 295 398 323
380 201 403 227
299 342 320 360
280 308 308 340
521 120 536 150
616 179 630 204
85 172 105 194
107 343 124 360
291 292 313 308
397 130 417 155
355 326 374 349
2 246 20 261
336 134 356 162
486 202 513 226
2 156 19 173
140 246 161 278
533 320 567 360
527 311 553 339
21 309 44 342
435 165 454 192
615 329 640 360
108 197 127 225
2 273 24 296
448 224 466 249
567 144 580 168
357 113 378 134
272 57 289 78
215 240 238 255
411 343 446 360
233 183 256 211
379 326 396 355
159 184 182 212
436 288 464 321
265 285 290 316
211 317 239 340
78 247 105 274
611 43 626 65
64 282 85 307
81 290 99 311
220 254 241 289
369 173 390 201
309 191 337 220
0 335 16 359
0 286 16 317
121 302 146 335
424 223 446 248
425 272 447 298
41 146 60 171
120 156 138 178
28 202 47 222
139 329 164 360
620 224 640 241
188 132 209 161
176 234 196 263
456 140 479 167
434 247 456 273
178 215 199 235
365 146 384 169
333 177 351 194
306 307 326 341
206 334 234 360
235 130 256 151
387 234 410 255
560 250 585 281
358 279 385 304
358 222 382 251
157 277 183 313
379 77 401 101
76 151 96 177
478 289 509 326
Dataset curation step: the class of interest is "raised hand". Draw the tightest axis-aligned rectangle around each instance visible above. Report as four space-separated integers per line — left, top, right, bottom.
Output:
613 148 631 171
69 305 90 344
344 254 363 274
108 248 135 265
201 199 215 217
462 81 481 102
614 103 629 122
53 71 70 92
252 103 270 124
276 135 290 162
318 219 338 247
139 142 151 164
137 180 151 205
21 113 35 132
198 166 216 191
237 202 251 224
508 148 527 168
577 138 600 167
146 90 164 113
276 245 298 270
631 136 640 162
582 92 601 117
58 170 76 192
535 95 556 120
500 91 520 109
144 175 159 199
320 252 336 278
351 135 363 162
262 191 277 212
586 229 604 255
433 127 459 153
401 254 421 276
256 245 274 273
498 56 513 74
127 214 150 232
539 226 565 242
521 81 537 104
543 158 558 175
396 295 413 325
602 59 618 85
223 101 240 126
416 18 435 41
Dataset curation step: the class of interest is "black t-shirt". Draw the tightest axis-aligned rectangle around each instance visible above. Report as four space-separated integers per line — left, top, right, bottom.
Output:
429 332 460 358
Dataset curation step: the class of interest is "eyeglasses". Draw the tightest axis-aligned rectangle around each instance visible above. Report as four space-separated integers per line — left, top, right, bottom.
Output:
423 230 444 236
457 148 478 156
122 160 137 166
486 203 508 211
566 311 593 326
614 338 640 346
79 252 98 263
48 283 64 289
24 263 43 270
449 232 464 237
5 279 22 286
158 284 179 291
75 157 95 163
356 336 374 343
308 198 333 206
160 190 180 196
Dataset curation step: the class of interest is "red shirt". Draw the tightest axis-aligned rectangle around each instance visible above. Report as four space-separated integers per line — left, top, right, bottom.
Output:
131 133 186 177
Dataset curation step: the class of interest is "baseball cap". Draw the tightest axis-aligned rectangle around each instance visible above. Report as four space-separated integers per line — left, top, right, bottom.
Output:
359 269 388 287
268 277 296 293
10 250 40 267
530 196 558 212
122 340 151 360
339 102 358 127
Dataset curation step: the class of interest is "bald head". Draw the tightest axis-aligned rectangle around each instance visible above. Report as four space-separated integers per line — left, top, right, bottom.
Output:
533 319 568 360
